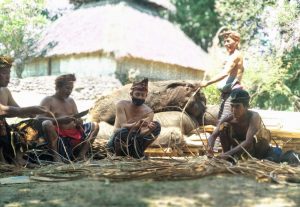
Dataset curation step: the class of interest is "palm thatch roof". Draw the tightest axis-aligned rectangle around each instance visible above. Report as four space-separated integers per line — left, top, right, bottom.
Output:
69 0 176 12
36 1 211 71
141 0 176 12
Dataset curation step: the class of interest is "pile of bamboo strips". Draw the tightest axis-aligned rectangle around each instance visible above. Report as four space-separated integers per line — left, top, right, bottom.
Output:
28 157 300 184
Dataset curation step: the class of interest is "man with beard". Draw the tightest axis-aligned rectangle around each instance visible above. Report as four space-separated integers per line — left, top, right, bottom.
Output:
200 30 244 120
37 74 99 162
0 56 49 165
107 78 161 158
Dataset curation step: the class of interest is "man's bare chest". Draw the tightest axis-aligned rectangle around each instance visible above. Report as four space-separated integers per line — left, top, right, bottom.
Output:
231 121 249 135
124 107 148 123
51 100 75 116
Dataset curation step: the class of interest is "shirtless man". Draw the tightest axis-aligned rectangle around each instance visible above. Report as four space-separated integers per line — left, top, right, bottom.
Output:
37 74 99 162
107 78 161 158
201 30 244 120
0 56 49 165
207 89 271 160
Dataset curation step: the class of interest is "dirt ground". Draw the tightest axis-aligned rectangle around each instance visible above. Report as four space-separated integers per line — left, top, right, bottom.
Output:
0 174 299 207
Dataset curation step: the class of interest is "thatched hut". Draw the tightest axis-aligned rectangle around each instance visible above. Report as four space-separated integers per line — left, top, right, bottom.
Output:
24 0 212 81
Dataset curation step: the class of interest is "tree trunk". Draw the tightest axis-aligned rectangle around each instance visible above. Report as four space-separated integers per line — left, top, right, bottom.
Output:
15 63 24 78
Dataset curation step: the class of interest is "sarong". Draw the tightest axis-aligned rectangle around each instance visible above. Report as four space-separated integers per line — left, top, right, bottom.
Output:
107 121 161 158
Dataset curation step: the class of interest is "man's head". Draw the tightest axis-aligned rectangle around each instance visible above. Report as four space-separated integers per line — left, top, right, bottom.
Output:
55 74 76 98
220 30 240 53
0 56 13 87
130 78 148 106
230 89 250 119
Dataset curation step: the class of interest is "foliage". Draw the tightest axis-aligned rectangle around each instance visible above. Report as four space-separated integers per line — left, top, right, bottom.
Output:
215 0 276 48
281 46 300 111
202 85 220 106
0 0 48 78
282 47 300 98
69 0 100 7
261 0 300 54
42 0 73 21
243 55 293 110
169 0 220 51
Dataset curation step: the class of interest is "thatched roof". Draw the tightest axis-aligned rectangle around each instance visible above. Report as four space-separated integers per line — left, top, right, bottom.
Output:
69 0 176 12
142 0 176 12
36 1 211 71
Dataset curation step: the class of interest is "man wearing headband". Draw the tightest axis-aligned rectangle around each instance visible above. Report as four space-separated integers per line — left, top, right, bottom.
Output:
207 89 271 160
37 74 99 162
0 56 49 165
200 30 244 120
107 78 161 159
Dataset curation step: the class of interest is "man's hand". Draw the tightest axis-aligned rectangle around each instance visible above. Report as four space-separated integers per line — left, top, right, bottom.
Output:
139 121 157 136
147 121 157 130
134 119 149 129
58 116 76 124
74 118 83 126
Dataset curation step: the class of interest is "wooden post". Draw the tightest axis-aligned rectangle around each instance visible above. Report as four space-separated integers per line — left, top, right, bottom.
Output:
47 58 52 75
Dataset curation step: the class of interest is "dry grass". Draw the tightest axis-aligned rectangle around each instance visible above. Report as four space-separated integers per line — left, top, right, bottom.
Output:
1 156 297 185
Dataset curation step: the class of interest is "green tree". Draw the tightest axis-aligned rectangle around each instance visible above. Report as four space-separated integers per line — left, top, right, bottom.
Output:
215 0 276 48
281 47 300 111
0 0 48 78
243 55 293 110
169 0 220 51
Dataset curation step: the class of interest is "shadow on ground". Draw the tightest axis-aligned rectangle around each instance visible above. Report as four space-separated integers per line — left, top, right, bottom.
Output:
0 175 299 207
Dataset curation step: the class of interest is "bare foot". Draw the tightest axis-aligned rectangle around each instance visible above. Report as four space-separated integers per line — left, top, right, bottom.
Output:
139 127 151 136
53 154 63 163
12 157 37 168
76 154 88 162
0 148 7 164
14 152 28 167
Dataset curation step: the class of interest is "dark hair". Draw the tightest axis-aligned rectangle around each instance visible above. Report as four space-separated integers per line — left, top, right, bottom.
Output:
230 89 250 107
220 30 241 42
55 74 76 89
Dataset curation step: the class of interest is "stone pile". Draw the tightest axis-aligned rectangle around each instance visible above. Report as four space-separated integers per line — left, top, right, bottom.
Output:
9 75 122 101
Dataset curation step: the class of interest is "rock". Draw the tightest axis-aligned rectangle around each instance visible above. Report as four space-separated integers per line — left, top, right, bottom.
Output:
8 75 122 101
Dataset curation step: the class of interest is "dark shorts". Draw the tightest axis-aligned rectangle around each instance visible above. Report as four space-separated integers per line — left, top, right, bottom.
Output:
107 121 161 158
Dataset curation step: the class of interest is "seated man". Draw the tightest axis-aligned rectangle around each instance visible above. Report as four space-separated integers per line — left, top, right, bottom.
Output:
207 89 271 160
0 56 49 165
37 74 99 162
107 78 161 159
